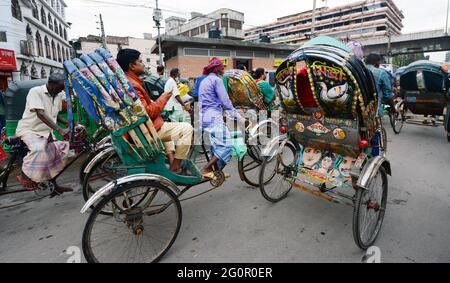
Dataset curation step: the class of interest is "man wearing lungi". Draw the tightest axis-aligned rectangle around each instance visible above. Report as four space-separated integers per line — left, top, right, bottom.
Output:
198 57 248 179
16 73 72 195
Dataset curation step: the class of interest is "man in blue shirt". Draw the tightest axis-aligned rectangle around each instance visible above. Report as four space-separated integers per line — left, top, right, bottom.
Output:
193 75 206 102
366 53 396 115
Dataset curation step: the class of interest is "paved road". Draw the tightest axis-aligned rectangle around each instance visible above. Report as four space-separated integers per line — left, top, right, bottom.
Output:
0 121 449 263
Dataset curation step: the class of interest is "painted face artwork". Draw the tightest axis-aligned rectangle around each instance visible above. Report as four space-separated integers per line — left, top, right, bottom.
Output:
302 147 322 169
317 155 334 175
339 156 357 178
321 156 334 170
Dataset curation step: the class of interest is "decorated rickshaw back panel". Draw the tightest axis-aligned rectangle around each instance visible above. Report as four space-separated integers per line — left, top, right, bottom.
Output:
223 70 267 110
277 55 364 158
288 111 360 158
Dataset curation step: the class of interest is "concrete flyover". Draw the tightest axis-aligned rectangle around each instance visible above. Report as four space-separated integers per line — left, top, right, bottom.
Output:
359 29 450 56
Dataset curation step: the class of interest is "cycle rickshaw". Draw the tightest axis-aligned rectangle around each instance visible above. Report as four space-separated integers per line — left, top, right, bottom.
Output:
64 48 272 262
259 36 391 250
395 60 450 142
80 69 279 203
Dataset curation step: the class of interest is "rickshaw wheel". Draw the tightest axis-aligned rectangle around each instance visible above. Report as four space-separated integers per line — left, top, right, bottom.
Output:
353 167 388 250
390 111 405 135
259 142 297 203
79 148 110 185
238 146 264 188
82 180 182 263
82 151 131 215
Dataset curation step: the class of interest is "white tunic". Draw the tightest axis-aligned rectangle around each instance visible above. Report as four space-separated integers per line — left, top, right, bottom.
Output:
16 85 64 138
164 77 183 112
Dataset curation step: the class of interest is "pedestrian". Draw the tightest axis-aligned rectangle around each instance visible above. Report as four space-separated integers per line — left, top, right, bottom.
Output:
157 65 165 78
164 68 191 122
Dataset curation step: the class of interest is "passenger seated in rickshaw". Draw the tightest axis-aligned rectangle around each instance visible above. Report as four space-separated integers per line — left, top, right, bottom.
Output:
199 57 248 179
253 68 276 109
117 49 193 174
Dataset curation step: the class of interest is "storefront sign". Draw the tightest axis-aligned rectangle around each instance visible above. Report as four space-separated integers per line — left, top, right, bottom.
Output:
0 48 17 71
274 59 284 68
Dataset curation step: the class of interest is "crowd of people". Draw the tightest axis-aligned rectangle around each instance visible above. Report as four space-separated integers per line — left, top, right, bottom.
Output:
9 40 400 194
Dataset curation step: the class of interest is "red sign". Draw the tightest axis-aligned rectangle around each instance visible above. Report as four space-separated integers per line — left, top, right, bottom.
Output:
0 48 17 71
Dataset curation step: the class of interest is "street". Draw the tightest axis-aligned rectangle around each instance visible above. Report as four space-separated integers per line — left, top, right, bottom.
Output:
0 120 449 263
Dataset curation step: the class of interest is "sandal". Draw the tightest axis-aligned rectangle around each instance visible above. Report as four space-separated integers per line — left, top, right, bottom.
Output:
17 176 37 191
202 172 215 180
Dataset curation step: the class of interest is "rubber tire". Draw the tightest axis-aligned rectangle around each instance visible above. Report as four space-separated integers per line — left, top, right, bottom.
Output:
353 167 388 250
389 111 404 135
238 147 263 188
82 151 120 203
82 180 182 263
259 143 296 203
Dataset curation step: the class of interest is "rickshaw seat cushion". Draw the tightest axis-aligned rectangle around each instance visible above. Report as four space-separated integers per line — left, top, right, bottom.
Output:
296 68 317 108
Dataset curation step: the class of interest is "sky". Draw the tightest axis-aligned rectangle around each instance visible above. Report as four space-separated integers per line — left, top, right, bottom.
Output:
66 0 450 61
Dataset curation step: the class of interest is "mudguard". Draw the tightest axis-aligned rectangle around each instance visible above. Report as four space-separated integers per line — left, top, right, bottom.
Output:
247 119 279 147
83 146 115 174
261 134 288 158
356 156 392 191
81 174 181 214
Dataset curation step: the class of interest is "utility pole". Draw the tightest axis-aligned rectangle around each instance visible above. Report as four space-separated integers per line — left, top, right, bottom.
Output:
311 0 317 38
387 23 392 64
446 0 449 35
96 14 107 49
153 0 164 67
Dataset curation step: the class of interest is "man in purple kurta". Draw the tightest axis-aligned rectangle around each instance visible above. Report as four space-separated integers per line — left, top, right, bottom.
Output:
198 58 246 178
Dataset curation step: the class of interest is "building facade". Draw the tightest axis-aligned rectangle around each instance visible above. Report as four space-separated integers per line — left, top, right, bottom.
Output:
0 0 71 90
152 35 298 79
72 34 159 75
245 0 404 45
446 51 450 63
165 8 245 40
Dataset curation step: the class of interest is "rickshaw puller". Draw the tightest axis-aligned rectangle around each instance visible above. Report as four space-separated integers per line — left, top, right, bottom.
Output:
199 57 248 179
15 73 73 196
366 53 397 115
